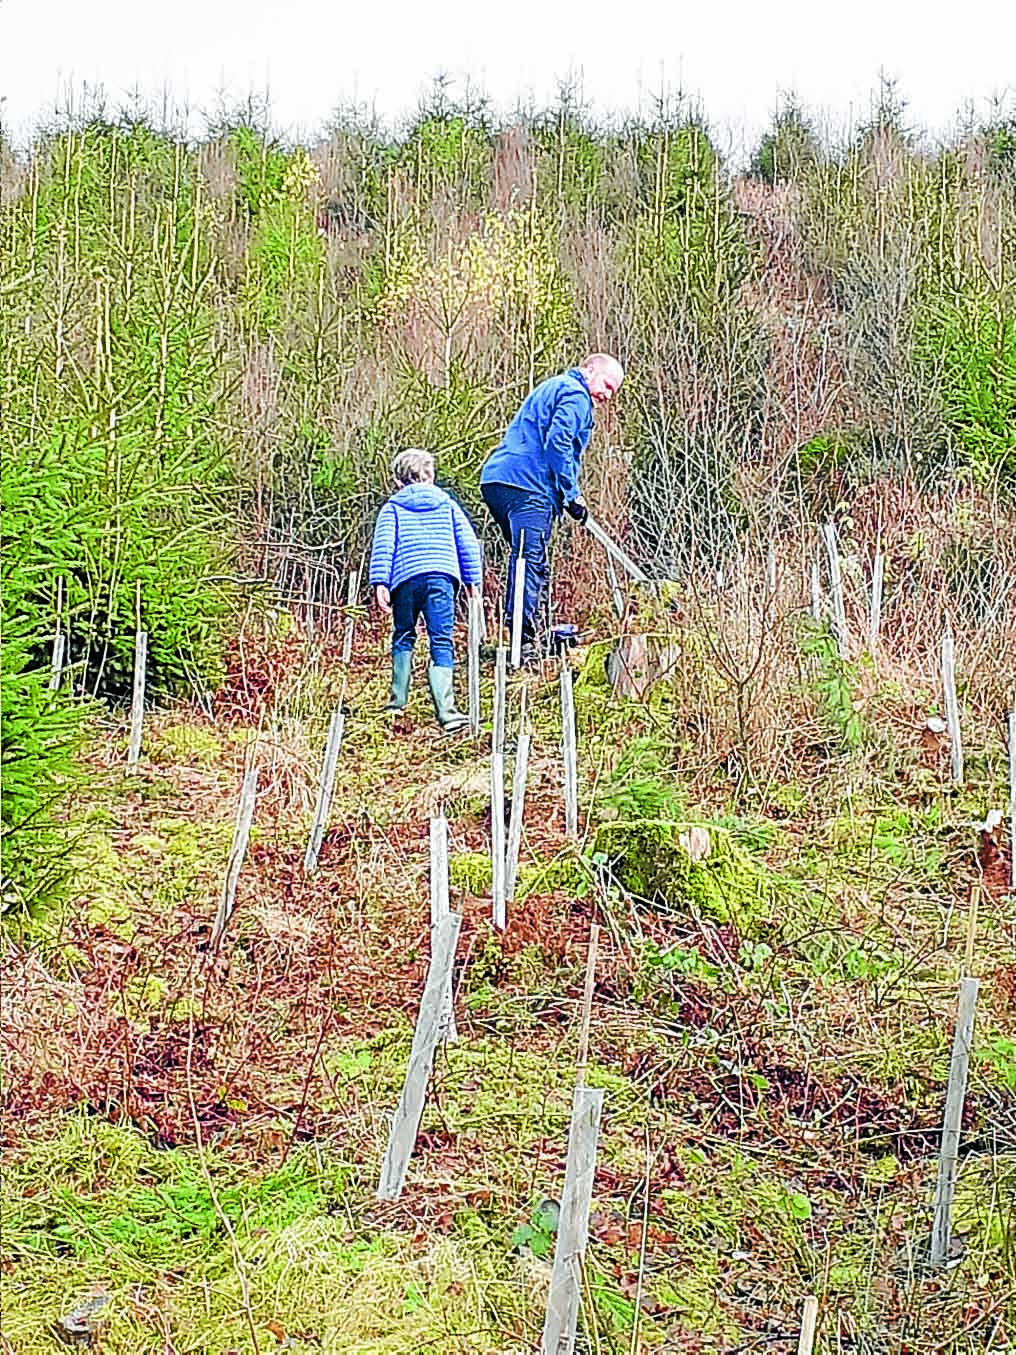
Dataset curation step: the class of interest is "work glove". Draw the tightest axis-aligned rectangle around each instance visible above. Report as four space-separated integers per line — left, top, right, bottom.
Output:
565 499 588 525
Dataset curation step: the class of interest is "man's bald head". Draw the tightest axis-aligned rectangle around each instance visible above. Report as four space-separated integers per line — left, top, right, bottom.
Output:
579 354 624 406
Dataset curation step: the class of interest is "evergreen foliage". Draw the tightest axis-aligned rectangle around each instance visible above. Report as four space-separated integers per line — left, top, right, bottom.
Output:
2 88 1014 910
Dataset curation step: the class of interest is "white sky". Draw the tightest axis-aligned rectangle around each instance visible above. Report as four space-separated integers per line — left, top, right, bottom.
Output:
2 0 1014 164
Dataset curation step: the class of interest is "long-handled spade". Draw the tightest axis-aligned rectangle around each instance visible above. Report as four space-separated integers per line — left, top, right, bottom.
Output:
583 515 651 585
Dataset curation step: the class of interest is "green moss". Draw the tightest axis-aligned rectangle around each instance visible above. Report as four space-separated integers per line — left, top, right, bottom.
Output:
517 856 585 898
770 782 809 816
654 1269 729 1338
147 723 223 769
449 851 493 894
449 851 585 900
121 974 169 1026
593 819 791 932
71 831 138 933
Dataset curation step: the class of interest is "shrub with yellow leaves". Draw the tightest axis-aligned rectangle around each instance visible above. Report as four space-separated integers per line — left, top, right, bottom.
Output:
373 209 574 363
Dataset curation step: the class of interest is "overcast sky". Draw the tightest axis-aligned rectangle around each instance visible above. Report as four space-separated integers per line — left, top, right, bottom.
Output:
2 0 1014 162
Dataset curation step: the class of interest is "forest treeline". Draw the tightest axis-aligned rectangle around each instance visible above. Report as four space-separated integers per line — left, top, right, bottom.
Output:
2 85 1014 910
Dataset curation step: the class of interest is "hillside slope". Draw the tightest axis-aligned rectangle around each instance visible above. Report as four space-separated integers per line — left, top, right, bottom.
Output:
3 608 1014 1354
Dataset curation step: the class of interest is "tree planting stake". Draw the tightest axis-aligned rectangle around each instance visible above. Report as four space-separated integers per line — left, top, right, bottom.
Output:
49 577 65 691
1009 701 1016 890
796 1296 819 1355
577 924 599 1084
494 645 507 755
505 692 531 901
341 566 360 664
377 912 462 1200
210 766 259 949
561 664 578 839
491 748 507 930
429 812 457 1042
869 534 884 656
541 1082 604 1353
941 624 963 785
511 529 526 668
468 591 482 735
126 630 148 770
820 522 847 657
304 707 345 873
540 926 602 1351
930 977 979 1266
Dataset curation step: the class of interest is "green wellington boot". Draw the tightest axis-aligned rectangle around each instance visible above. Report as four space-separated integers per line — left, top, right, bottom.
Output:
385 650 413 711
427 665 469 733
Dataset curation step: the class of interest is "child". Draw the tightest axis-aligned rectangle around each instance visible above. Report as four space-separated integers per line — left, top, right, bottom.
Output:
369 448 482 732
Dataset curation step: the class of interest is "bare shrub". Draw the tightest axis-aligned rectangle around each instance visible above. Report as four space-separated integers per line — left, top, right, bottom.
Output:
492 123 534 212
196 138 239 203
0 142 29 208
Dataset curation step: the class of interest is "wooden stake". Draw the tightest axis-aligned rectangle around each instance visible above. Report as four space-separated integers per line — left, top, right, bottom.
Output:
126 630 148 770
576 924 600 1085
821 521 847 657
1008 702 1015 891
491 749 507 931
477 549 487 643
561 664 578 839
511 529 526 669
467 590 481 736
930 977 979 1266
505 691 531 901
341 567 359 664
964 882 979 976
49 630 66 692
49 577 64 692
493 646 507 755
941 624 963 786
429 813 457 1042
377 912 462 1200
540 1085 605 1355
304 568 315 640
210 766 259 949
809 556 822 622
505 735 531 902
868 535 884 656
303 707 345 873
796 1296 819 1355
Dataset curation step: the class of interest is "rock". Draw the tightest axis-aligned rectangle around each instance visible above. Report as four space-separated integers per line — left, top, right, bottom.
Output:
57 1294 110 1346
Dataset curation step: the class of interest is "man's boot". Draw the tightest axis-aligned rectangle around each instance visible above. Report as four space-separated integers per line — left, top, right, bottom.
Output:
427 665 469 733
385 650 412 711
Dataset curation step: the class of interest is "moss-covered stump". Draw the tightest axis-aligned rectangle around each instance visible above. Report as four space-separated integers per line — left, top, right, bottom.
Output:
593 820 784 933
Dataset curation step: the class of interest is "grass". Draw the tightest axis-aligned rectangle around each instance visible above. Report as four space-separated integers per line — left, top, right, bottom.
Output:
1 1119 542 1353
2 641 1015 1353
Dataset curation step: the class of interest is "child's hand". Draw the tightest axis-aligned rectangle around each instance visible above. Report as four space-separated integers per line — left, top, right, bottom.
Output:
375 585 391 615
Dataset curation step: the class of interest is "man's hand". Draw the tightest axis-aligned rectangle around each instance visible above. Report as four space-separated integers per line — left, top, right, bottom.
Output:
565 499 589 525
375 585 391 615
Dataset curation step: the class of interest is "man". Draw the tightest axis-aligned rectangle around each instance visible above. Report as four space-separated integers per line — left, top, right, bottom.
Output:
480 354 624 662
370 448 482 733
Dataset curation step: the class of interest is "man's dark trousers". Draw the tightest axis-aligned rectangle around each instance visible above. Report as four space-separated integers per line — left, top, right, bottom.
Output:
481 482 555 645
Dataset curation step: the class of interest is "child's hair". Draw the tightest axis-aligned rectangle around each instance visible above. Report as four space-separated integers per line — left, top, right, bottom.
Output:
391 448 434 486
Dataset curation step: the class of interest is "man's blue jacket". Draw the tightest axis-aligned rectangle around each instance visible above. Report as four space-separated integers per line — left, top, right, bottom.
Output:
480 369 594 513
